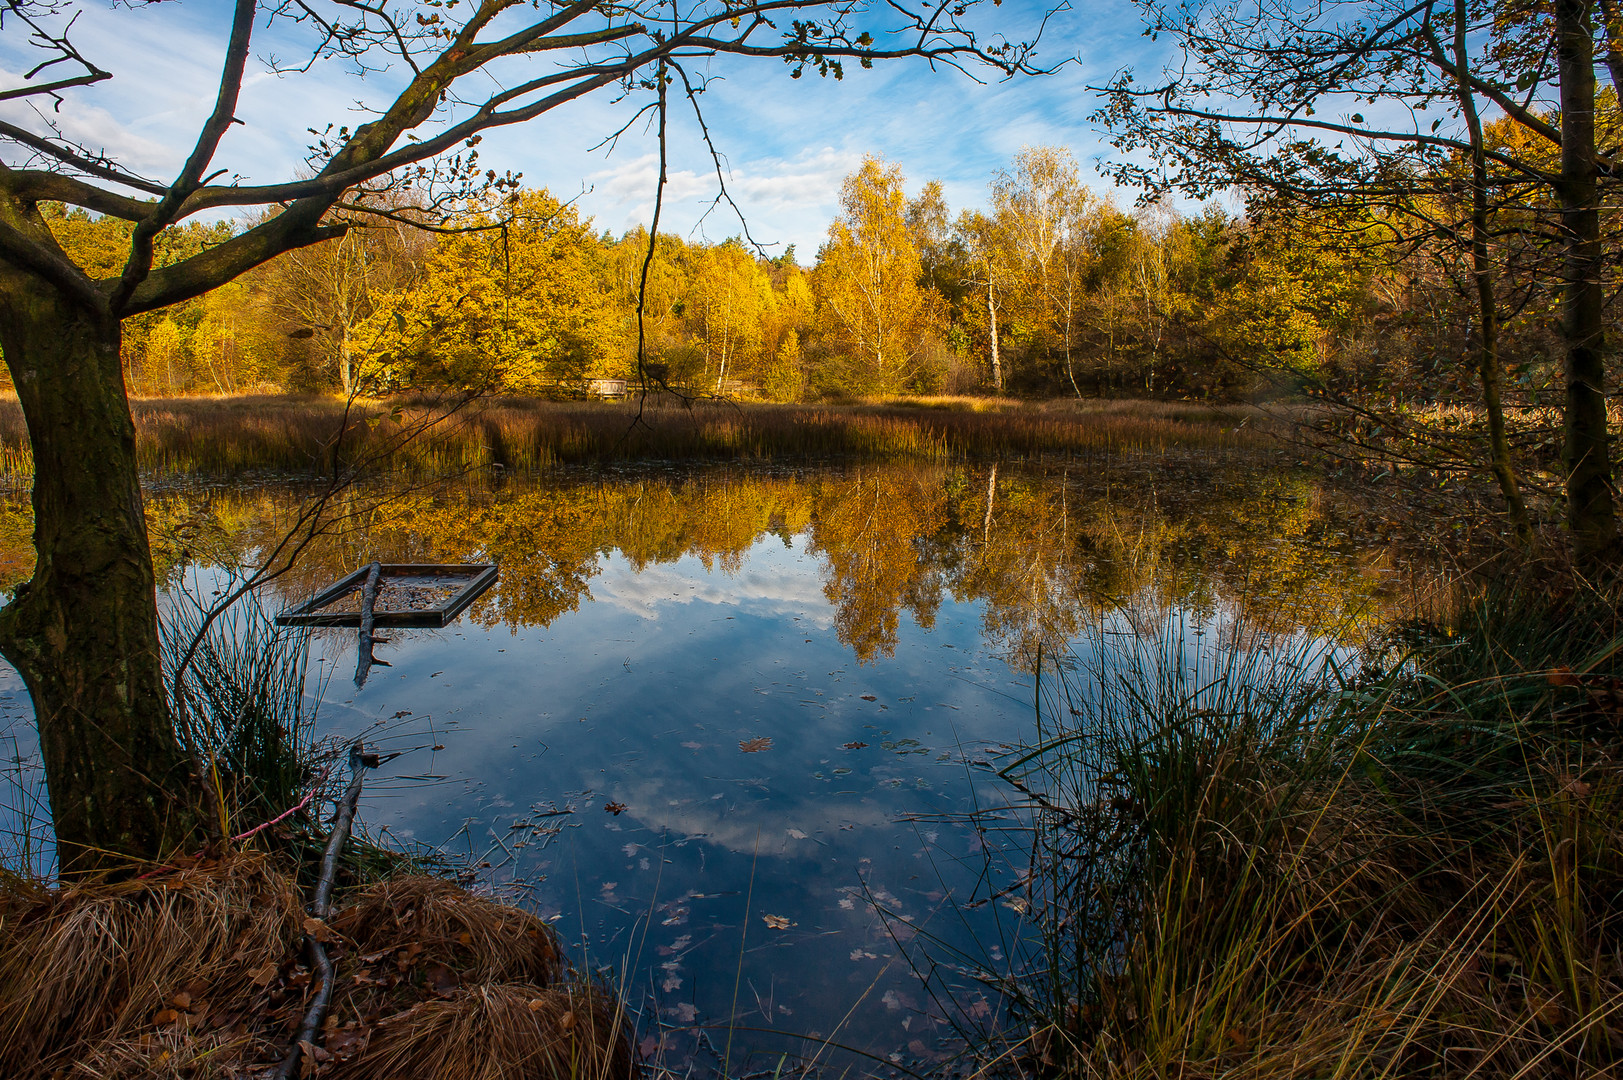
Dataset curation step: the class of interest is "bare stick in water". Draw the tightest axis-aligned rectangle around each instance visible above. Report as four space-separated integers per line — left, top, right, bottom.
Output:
273 742 371 1080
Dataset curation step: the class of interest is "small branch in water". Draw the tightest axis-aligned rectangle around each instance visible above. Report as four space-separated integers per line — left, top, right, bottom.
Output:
353 560 381 688
273 742 374 1080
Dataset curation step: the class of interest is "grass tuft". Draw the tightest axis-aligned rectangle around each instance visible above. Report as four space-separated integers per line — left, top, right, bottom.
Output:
0 856 634 1079
970 590 1623 1078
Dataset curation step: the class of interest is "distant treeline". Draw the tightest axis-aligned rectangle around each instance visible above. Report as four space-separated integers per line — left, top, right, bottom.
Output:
37 132 1621 403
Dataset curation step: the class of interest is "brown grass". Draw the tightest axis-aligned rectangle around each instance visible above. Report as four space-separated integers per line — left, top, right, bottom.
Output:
0 393 1274 481
0 854 633 1080
985 613 1623 1080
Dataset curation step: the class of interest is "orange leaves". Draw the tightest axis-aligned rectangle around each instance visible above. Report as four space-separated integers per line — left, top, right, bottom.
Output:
739 736 773 753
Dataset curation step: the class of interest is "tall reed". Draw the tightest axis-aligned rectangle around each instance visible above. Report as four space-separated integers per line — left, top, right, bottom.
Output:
161 583 323 840
957 590 1622 1078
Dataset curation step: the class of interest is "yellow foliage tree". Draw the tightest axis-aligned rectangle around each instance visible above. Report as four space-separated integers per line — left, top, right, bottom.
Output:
365 191 622 392
814 157 934 394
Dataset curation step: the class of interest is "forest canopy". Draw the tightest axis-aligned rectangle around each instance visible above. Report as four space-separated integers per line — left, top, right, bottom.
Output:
42 128 1618 408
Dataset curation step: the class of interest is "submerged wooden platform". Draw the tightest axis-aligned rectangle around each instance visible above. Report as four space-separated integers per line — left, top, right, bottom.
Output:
276 563 498 628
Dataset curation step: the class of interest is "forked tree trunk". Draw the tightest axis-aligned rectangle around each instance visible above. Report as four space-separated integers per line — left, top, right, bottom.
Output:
1557 0 1617 564
0 268 200 873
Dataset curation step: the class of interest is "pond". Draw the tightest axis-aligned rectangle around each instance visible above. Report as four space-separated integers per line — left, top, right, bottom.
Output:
0 455 1419 1075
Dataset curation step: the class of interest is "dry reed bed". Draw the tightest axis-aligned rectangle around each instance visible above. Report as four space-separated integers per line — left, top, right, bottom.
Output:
994 609 1623 1080
1049 747 1623 1077
0 856 632 1079
0 395 1270 480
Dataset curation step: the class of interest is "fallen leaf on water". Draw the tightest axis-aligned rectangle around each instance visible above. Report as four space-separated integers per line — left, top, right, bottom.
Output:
739 737 772 753
843 741 868 750
762 914 792 929
787 828 808 840
860 694 877 701
604 801 627 815
672 1002 699 1023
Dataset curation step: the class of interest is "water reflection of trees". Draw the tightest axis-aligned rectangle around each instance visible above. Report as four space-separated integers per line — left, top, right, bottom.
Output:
0 462 1407 667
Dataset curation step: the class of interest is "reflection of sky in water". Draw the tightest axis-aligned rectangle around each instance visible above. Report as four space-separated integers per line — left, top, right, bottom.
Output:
303 533 1038 1071
0 463 1406 1074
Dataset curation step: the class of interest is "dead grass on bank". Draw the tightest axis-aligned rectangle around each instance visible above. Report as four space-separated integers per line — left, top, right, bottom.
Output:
982 605 1623 1080
0 394 1272 481
0 854 633 1079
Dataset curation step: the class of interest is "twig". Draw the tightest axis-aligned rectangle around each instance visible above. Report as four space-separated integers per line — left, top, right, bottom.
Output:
228 764 334 843
273 742 373 1080
353 560 382 688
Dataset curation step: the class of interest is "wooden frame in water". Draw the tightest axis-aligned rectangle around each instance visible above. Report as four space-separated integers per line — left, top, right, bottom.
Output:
276 564 498 628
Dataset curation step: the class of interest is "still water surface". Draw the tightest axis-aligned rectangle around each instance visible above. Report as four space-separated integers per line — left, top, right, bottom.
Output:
1 457 1411 1073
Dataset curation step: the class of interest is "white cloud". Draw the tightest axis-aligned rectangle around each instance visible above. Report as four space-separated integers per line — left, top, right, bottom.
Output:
0 1 1176 245
591 552 833 627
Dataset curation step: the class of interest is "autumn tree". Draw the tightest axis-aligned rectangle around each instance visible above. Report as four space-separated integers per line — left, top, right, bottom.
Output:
953 208 1016 390
0 0 1044 870
258 200 434 395
814 157 939 393
365 190 620 392
1097 0 1620 560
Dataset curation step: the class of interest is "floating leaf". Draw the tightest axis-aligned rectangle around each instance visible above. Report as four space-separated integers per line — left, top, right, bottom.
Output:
762 914 792 929
860 694 877 701
739 736 773 753
787 828 808 840
842 741 868 750
604 801 627 815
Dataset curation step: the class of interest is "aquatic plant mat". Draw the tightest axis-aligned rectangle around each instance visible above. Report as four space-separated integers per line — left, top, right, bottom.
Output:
960 588 1623 1079
0 855 633 1079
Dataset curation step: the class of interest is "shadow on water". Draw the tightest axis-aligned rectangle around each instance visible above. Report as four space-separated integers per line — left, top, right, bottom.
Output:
0 458 1438 1076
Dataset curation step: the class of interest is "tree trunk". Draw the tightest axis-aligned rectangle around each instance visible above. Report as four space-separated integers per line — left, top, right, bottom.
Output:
1556 0 1617 564
988 281 1002 391
1448 0 1533 544
1598 0 1623 90
0 268 200 873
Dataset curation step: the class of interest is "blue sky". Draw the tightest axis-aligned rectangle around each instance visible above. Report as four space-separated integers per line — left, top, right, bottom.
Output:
0 1 1169 259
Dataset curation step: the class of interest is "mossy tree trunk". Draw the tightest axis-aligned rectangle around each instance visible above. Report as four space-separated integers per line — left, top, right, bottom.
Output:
0 265 200 874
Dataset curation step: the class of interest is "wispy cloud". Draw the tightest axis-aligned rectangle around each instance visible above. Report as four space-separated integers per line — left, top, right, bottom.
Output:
0 1 1172 247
